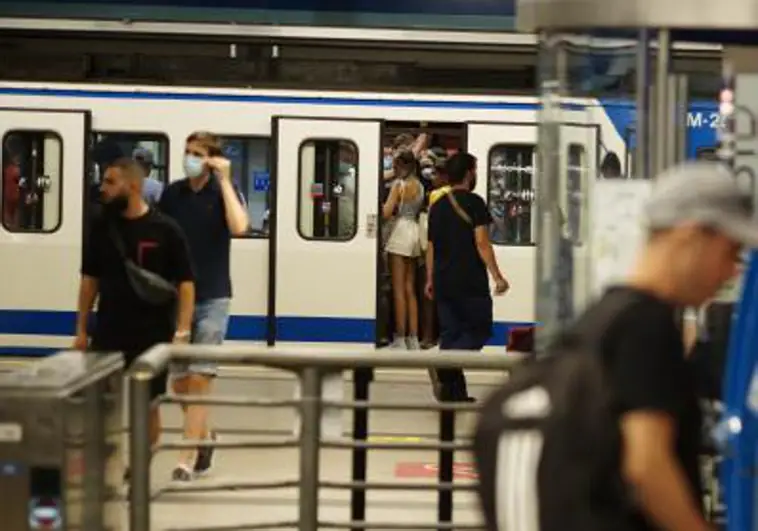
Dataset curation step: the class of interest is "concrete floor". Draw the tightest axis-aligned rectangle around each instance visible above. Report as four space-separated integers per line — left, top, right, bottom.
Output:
130 367 504 530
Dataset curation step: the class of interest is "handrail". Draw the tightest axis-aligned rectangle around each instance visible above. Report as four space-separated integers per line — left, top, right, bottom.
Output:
131 343 528 376
129 344 526 531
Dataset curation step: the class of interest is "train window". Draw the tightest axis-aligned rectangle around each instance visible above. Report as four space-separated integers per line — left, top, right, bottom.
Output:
487 144 536 246
2 131 63 233
89 132 169 211
298 139 358 241
218 136 271 238
566 144 585 244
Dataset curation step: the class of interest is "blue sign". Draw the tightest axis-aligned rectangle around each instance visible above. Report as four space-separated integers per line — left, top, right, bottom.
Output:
252 171 269 192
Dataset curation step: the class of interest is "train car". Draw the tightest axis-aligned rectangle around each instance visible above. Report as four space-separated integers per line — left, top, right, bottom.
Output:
0 80 719 357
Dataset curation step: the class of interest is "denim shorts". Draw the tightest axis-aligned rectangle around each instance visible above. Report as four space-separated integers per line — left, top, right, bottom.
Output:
171 298 230 378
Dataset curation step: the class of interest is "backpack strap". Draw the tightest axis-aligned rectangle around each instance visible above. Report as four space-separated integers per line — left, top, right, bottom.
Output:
108 222 129 262
446 190 473 225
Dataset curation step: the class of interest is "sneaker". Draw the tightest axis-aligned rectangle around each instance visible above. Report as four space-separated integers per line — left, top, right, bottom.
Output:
171 466 193 482
194 431 217 475
390 336 407 349
406 336 421 350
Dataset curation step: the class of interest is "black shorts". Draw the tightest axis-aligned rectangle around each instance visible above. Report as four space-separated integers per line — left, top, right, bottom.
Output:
89 342 168 402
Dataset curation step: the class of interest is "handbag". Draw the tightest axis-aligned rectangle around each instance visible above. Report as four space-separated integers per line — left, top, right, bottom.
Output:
108 223 177 305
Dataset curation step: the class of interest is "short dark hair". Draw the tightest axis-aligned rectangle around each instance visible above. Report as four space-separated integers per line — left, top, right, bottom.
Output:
107 157 144 181
445 152 476 185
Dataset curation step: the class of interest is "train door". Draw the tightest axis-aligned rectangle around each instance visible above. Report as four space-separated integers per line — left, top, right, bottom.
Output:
467 122 538 340
0 109 90 352
270 117 382 344
560 124 599 315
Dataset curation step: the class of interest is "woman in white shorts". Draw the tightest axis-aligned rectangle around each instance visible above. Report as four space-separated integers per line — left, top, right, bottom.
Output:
383 150 424 349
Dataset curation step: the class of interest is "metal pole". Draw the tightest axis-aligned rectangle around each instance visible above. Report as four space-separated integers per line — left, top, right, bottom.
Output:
82 379 106 530
299 367 323 531
534 32 565 353
675 75 689 163
654 29 671 174
635 29 651 179
129 371 153 531
350 368 372 530
437 405 456 529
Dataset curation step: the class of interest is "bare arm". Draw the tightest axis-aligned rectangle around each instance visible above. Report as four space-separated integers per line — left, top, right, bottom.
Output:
175 281 195 337
474 225 505 282
621 412 712 531
219 178 250 236
75 275 99 341
382 182 401 220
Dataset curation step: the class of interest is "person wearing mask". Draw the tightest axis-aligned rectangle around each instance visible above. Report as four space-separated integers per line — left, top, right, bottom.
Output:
133 147 164 207
159 131 249 482
73 157 195 476
425 152 509 402
383 149 425 350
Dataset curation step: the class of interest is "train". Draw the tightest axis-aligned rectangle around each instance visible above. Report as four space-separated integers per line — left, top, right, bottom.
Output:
0 80 721 357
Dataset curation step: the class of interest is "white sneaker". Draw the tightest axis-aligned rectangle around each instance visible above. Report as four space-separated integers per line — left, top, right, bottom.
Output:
406 336 421 350
390 336 407 349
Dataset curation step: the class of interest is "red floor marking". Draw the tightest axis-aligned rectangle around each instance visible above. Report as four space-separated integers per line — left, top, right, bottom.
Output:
395 462 478 480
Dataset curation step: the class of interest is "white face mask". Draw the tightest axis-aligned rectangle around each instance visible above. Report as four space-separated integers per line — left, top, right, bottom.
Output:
183 154 205 178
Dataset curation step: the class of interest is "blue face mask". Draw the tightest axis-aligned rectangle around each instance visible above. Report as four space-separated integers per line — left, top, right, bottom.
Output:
383 155 393 171
183 155 205 178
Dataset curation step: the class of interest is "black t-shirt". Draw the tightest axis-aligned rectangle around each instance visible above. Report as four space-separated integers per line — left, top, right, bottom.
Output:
82 209 194 351
427 189 492 299
570 286 704 530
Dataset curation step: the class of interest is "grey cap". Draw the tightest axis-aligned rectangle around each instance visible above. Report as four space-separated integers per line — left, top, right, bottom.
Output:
644 160 758 247
132 147 154 166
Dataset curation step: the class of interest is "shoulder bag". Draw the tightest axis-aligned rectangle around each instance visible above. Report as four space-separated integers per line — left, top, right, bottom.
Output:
108 223 178 305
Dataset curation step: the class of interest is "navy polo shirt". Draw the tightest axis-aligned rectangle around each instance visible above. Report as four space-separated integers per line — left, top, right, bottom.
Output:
159 177 241 302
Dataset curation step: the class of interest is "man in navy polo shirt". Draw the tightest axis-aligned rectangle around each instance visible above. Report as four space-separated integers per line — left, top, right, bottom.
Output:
159 131 249 481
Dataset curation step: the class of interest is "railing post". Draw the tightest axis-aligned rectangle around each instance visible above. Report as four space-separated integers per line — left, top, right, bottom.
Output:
299 367 323 531
129 370 153 531
351 368 372 530
437 395 456 529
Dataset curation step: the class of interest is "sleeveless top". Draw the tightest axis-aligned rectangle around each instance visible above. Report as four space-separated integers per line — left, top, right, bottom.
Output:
395 177 424 219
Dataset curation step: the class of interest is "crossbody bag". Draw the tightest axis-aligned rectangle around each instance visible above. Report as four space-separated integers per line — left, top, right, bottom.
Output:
108 223 177 305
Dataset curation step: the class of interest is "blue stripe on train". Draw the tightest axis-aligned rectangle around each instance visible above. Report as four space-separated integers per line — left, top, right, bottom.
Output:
0 309 528 354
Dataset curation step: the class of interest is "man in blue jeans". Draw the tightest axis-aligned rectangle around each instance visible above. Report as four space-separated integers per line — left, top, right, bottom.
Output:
425 152 509 402
159 131 249 481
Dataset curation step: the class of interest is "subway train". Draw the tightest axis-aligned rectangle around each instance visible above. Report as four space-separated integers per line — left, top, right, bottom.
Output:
0 81 721 357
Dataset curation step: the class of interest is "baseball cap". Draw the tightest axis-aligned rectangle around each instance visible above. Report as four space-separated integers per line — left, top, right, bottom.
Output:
644 160 758 247
132 147 154 167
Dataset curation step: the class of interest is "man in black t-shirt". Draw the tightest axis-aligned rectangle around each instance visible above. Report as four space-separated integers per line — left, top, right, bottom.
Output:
425 152 509 401
567 161 758 531
73 157 195 454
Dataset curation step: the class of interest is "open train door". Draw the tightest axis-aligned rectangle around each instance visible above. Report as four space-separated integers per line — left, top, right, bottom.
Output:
269 117 382 346
467 122 538 345
0 109 90 354
560 123 599 315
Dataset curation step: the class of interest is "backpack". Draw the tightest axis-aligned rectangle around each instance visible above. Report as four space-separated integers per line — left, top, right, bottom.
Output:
473 290 641 531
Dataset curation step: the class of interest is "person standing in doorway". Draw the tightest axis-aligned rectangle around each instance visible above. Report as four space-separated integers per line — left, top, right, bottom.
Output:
133 147 164 208
425 152 509 402
159 131 249 481
73 157 195 469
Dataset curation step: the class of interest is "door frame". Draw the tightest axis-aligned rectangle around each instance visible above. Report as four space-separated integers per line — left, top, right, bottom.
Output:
0 106 92 255
267 115 385 346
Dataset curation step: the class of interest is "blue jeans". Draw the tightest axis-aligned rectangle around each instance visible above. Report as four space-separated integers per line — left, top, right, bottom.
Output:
171 298 231 378
435 294 493 400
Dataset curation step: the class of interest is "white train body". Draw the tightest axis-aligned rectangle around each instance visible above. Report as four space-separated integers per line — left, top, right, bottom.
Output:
0 81 625 356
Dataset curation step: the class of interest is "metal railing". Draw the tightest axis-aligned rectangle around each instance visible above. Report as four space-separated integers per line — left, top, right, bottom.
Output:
128 344 526 531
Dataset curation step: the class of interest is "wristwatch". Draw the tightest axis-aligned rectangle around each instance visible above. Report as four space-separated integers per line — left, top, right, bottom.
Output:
174 330 191 340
